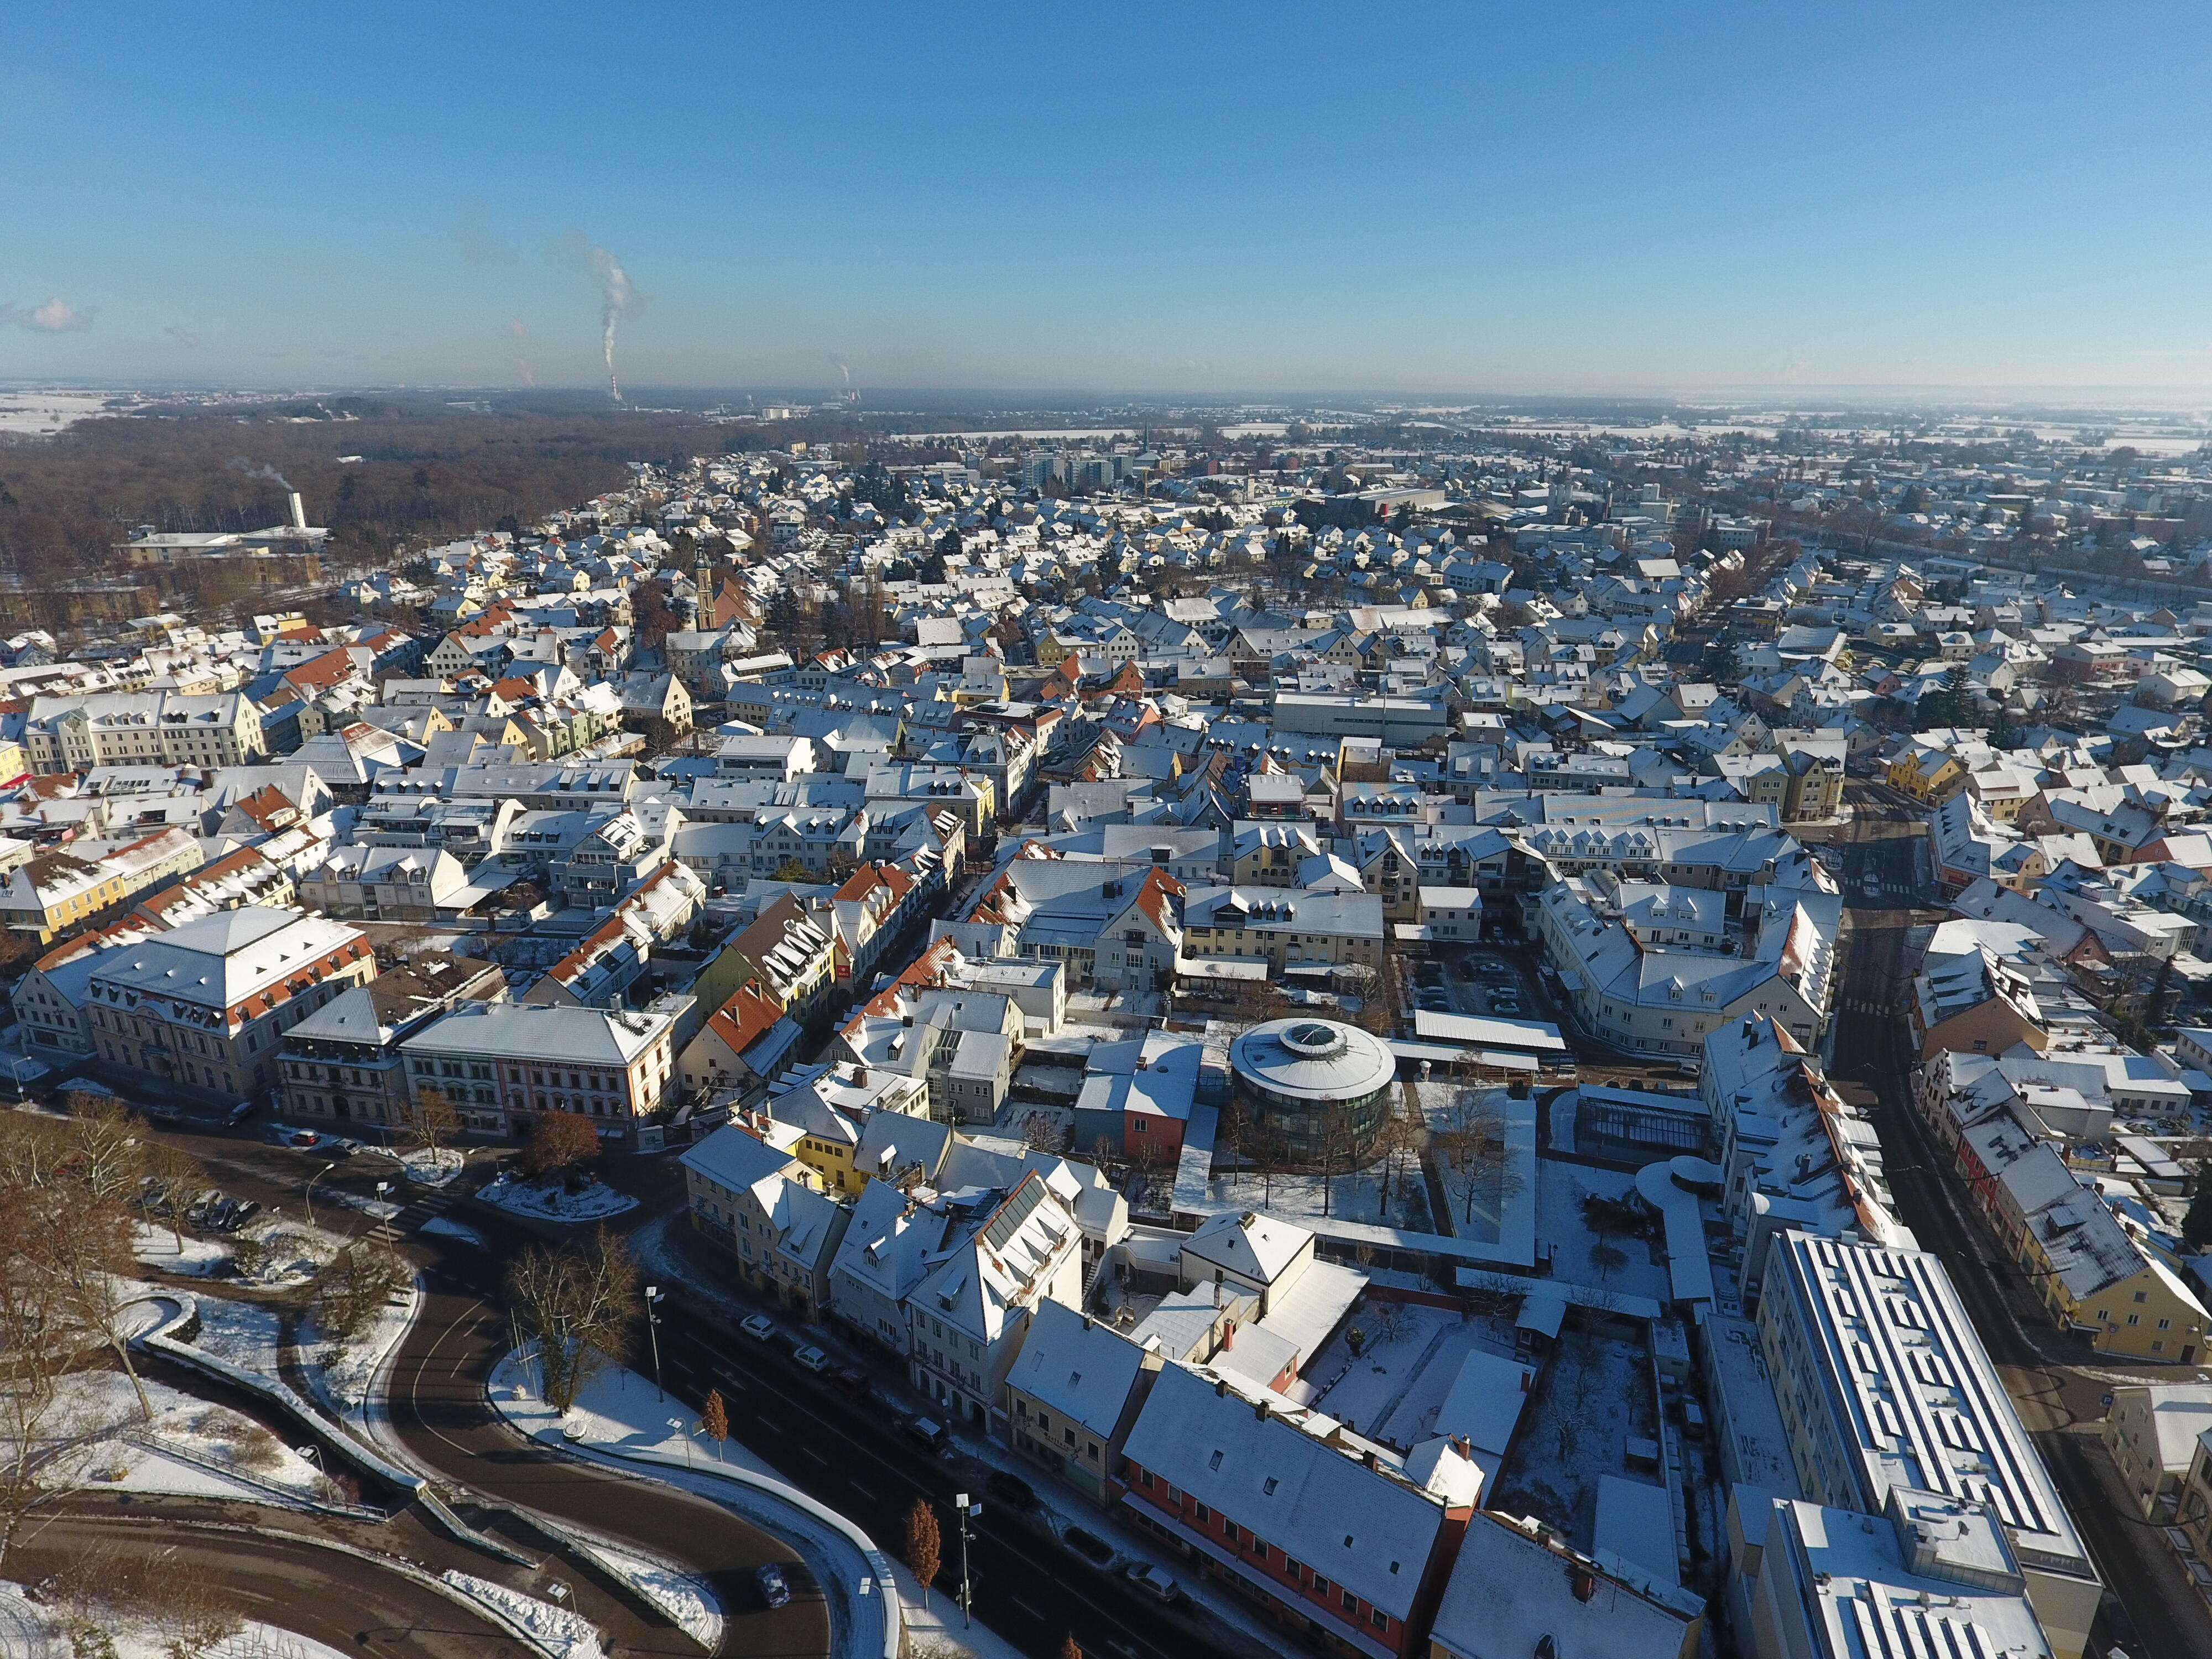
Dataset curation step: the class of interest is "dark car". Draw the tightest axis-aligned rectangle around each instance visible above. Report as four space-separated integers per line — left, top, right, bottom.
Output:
754 1563 790 1609
829 1366 869 1397
988 1469 1037 1510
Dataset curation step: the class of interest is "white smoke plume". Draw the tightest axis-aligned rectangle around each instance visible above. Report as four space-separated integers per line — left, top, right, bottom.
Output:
503 319 534 385
828 353 852 386
229 458 293 491
591 246 632 401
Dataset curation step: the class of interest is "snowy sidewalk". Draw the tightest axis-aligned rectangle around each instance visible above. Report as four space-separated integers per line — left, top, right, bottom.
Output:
489 1352 906 1659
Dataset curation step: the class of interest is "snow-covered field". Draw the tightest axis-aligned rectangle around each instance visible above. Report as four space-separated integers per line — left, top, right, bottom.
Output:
440 1573 604 1659
39 1370 330 1505
1535 1158 1672 1302
477 1172 639 1222
185 1291 285 1374
132 1222 233 1277
0 388 137 437
1208 1153 1426 1230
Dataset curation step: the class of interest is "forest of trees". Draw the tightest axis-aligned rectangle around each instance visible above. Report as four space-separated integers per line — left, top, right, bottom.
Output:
0 396 740 588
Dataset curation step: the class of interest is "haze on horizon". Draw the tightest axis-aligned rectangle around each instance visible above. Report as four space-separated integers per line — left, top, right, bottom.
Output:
7 3 2212 397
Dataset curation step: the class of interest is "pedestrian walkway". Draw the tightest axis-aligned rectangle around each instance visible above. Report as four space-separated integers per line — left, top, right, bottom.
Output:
363 1182 462 1249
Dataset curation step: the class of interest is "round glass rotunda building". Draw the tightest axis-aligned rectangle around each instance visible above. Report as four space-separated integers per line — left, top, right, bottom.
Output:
1228 1016 1397 1161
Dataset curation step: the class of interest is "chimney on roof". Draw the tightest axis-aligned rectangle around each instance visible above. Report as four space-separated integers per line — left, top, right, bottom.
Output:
288 491 307 531
1214 1377 1228 1398
1361 1449 1378 1470
1572 1567 1597 1602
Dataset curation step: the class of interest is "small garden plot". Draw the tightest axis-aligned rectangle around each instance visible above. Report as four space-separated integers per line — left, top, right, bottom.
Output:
395 1145 465 1186
230 1219 338 1288
477 1172 638 1222
1486 1309 1661 1553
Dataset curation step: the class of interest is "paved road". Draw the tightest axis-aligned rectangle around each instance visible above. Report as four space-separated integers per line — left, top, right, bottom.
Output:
645 1298 1225 1659
387 1269 833 1659
1827 784 2212 1656
17 1510 531 1659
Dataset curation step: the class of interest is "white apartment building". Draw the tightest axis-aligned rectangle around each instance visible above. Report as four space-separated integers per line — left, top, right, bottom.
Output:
1756 1232 2100 1659
907 1170 1086 1428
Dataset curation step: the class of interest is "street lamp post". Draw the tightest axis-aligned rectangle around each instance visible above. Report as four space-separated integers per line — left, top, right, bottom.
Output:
304 1162 337 1229
644 1285 665 1400
953 1491 979 1629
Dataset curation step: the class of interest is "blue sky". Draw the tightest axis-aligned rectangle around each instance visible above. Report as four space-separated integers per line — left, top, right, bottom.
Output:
6 3 2212 394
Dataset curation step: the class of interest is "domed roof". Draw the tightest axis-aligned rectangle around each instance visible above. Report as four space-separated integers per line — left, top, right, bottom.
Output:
1229 1017 1395 1102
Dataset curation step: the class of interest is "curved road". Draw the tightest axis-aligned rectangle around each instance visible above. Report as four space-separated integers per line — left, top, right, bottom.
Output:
17 1512 532 1659
386 1266 831 1659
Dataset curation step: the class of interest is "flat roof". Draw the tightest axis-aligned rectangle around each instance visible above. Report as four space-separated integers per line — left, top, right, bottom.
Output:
1768 1232 2088 1581
1411 1009 1567 1055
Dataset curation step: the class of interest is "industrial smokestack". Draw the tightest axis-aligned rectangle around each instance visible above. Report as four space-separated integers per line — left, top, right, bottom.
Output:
288 491 307 531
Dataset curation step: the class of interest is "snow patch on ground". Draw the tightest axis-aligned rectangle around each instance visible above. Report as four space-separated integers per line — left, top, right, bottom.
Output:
298 1274 420 1416
231 1217 340 1288
0 1582 354 1659
393 1145 465 1186
44 1370 330 1505
420 1215 485 1246
440 1573 604 1659
132 1222 233 1277
1535 1158 1673 1302
325 1188 404 1220
1284 1304 1521 1450
566 1538 721 1651
477 1172 639 1222
184 1291 285 1374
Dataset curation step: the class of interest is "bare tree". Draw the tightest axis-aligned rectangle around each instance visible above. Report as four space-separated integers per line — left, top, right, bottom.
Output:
1021 1111 1068 1155
1313 1103 1360 1220
506 1226 640 1412
56 1095 151 1199
314 1242 411 1349
398 1086 463 1161
140 1140 204 1255
521 1110 603 1180
27 1191 155 1422
1433 1088 1517 1227
0 1184 77 1572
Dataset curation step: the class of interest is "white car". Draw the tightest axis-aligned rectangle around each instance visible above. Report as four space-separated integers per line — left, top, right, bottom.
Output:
792 1344 830 1374
1126 1562 1180 1602
740 1314 776 1342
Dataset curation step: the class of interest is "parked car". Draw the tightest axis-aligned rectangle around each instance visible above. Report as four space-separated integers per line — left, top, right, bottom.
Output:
1126 1562 1181 1602
792 1344 830 1374
988 1470 1036 1510
222 1199 259 1232
225 1100 258 1127
739 1314 776 1342
1490 999 1522 1016
828 1366 869 1397
900 1415 949 1452
754 1563 790 1610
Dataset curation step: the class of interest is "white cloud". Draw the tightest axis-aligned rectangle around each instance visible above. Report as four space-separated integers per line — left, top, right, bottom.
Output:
18 297 95 333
